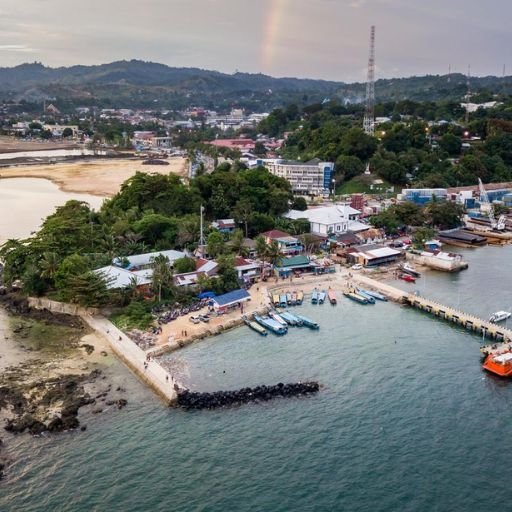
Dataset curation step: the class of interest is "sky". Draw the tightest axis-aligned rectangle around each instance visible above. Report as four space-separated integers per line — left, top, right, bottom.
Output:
0 0 510 82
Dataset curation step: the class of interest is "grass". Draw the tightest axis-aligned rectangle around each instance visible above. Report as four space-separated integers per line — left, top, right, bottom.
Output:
336 175 395 195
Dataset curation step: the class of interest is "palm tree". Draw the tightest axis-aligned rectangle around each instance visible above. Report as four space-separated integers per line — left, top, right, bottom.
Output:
255 235 268 277
39 252 60 281
150 255 175 302
266 240 282 268
230 229 247 257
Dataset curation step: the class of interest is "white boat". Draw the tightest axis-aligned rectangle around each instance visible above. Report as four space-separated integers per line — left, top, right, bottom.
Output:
489 311 511 323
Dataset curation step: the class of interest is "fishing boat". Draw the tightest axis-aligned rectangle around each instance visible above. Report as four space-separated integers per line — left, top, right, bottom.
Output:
399 263 421 278
296 291 304 305
279 294 288 308
483 352 512 377
355 289 376 304
290 292 297 306
489 311 512 323
272 294 280 307
359 289 387 301
286 293 292 305
318 291 326 304
279 311 303 326
311 289 319 304
254 314 288 335
294 313 319 330
243 315 268 336
268 310 288 327
327 289 337 305
343 290 368 304
399 274 416 283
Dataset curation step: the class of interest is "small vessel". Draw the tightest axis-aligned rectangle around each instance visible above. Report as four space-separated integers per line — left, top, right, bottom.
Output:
399 263 421 278
294 313 319 330
254 314 288 335
268 310 288 327
296 291 304 305
359 289 387 301
279 311 303 326
243 315 268 336
355 289 376 304
189 316 201 324
399 274 416 283
489 311 512 323
279 294 288 308
327 289 337 305
272 294 280 306
483 352 512 377
311 289 319 304
318 291 326 304
290 292 297 306
286 293 292 305
343 290 368 304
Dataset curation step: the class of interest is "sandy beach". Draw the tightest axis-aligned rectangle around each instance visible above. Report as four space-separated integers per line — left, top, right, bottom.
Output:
0 157 188 196
0 136 78 154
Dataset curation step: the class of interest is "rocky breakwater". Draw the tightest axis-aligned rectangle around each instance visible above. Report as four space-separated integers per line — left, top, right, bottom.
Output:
177 381 320 410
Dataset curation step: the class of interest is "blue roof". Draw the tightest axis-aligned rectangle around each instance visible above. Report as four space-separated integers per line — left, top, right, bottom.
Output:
212 289 251 307
197 291 216 299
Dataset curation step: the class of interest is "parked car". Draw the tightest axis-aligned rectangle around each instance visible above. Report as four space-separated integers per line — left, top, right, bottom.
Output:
351 264 363 270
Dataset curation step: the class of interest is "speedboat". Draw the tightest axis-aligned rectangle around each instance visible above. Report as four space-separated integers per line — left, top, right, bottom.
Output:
489 311 512 323
399 274 416 283
483 351 512 377
399 263 421 278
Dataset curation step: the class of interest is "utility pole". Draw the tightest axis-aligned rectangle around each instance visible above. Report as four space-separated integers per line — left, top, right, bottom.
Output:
465 64 471 126
363 25 376 136
199 205 206 257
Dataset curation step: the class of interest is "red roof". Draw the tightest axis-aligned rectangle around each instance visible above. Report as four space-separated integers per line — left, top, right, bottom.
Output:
261 230 291 240
195 258 209 270
234 256 251 266
206 139 255 150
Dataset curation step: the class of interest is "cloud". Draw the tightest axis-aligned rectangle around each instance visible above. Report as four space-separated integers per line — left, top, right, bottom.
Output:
0 44 36 52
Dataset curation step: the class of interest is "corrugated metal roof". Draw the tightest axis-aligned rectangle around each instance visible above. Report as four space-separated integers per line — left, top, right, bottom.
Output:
212 289 251 307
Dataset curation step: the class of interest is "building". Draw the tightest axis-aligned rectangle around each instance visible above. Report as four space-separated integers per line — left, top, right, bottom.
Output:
256 158 335 196
211 289 251 313
261 230 303 255
285 205 363 237
273 255 315 277
93 265 151 290
399 188 448 204
211 219 236 234
233 257 261 282
346 246 402 267
113 250 185 270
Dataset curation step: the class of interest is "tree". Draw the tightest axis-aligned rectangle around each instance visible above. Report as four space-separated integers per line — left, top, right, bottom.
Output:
133 213 179 247
229 229 247 256
150 255 174 302
39 251 60 283
216 254 240 293
253 141 267 157
439 133 462 156
173 257 196 274
412 227 435 249
62 127 73 138
291 197 308 211
335 155 365 183
255 235 268 274
266 240 282 268
66 272 111 307
54 254 90 302
340 128 378 161
233 198 253 238
425 201 463 229
207 231 225 258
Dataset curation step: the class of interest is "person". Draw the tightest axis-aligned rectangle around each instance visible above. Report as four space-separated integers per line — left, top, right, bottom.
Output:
118 336 122 341
165 375 169 382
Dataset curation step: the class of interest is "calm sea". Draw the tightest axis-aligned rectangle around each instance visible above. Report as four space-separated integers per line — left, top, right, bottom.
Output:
1 241 512 511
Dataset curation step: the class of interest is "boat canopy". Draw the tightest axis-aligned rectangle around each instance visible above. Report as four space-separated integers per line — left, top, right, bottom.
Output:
495 353 512 363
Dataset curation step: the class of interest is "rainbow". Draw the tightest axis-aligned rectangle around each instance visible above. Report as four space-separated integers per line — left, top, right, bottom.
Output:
261 0 291 71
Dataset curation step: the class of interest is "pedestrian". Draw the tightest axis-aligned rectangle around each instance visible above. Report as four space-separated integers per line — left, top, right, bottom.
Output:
165 375 169 382
118 336 122 341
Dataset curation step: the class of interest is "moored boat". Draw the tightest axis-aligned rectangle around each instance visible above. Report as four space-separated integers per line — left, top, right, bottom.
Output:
294 313 319 329
359 289 387 301
268 310 288 327
272 294 280 306
290 292 297 305
311 289 319 304
243 315 268 336
343 290 368 304
355 289 376 304
327 289 337 305
483 352 512 377
254 314 288 335
399 274 416 283
286 293 292 305
489 311 512 323
399 263 421 278
279 294 288 308
296 291 304 305
318 291 326 304
279 311 303 326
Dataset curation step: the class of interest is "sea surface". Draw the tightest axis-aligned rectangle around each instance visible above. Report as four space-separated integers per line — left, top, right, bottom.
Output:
1 245 512 511
0 178 105 243
0 149 105 160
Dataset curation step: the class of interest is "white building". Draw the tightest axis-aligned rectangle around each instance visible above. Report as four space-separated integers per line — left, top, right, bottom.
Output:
285 205 365 236
254 159 335 196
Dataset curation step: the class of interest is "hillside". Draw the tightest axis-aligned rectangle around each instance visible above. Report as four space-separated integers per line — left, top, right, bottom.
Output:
1 60 512 111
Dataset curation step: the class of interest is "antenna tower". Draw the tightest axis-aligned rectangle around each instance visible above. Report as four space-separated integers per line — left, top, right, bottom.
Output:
465 64 471 126
363 25 376 136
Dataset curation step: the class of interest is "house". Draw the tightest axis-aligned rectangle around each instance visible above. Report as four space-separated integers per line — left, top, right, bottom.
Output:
211 218 236 234
273 255 315 277
196 258 219 276
355 228 386 245
261 230 303 255
285 205 362 237
93 265 151 290
113 250 186 270
174 271 207 287
233 256 261 282
211 289 251 313
346 246 401 267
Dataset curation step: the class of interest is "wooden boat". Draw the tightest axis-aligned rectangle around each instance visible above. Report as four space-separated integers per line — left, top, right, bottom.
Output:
290 292 297 306
254 314 288 335
343 291 368 304
483 352 512 377
272 294 280 307
296 291 304 305
243 315 268 336
359 289 387 301
327 289 337 305
279 294 288 308
294 313 319 330
355 289 376 304
399 263 421 278
279 311 303 326
318 291 326 304
399 274 416 283
311 289 319 304
268 310 288 327
286 293 292 305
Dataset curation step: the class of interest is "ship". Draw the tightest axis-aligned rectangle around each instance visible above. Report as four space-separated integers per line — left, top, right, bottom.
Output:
327 289 337 305
243 315 268 336
296 291 304 305
489 311 512 323
294 313 319 329
311 289 319 304
318 291 326 304
483 352 512 377
254 314 288 335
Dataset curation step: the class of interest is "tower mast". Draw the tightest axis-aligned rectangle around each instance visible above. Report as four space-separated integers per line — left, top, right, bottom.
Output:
363 25 376 136
465 64 471 126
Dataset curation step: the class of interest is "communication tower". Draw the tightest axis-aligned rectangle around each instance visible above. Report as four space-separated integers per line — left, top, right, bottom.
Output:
363 25 376 136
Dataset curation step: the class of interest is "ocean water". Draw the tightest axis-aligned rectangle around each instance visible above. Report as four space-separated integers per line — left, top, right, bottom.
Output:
1 245 512 511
